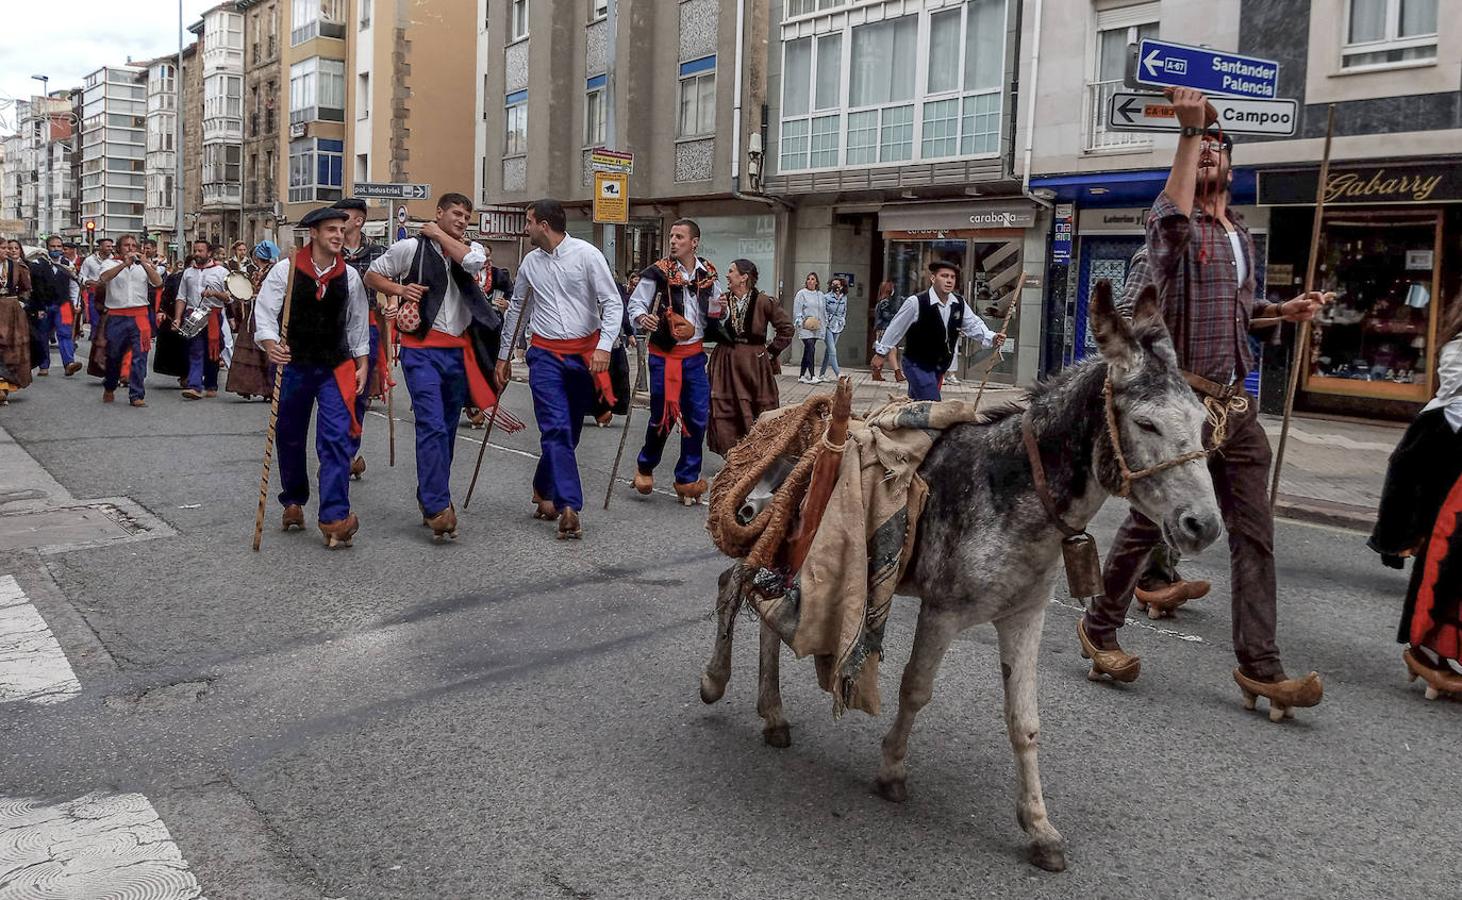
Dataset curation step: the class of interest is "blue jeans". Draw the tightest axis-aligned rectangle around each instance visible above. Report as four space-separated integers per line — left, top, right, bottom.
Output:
276 363 355 523
527 345 596 512
637 351 710 485
904 358 945 401
35 306 75 369
186 330 219 391
400 345 470 517
102 314 148 401
819 333 841 377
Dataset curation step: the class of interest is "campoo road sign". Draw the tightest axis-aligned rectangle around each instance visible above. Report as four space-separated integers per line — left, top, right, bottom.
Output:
1108 92 1298 137
1134 39 1280 100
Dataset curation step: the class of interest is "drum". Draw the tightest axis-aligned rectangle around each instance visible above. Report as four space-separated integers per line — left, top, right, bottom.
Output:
177 304 212 339
226 272 254 301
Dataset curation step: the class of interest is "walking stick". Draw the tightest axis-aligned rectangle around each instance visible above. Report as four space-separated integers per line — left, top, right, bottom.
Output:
1269 104 1336 509
385 314 397 467
973 270 1025 410
251 256 299 552
463 289 535 510
603 335 644 511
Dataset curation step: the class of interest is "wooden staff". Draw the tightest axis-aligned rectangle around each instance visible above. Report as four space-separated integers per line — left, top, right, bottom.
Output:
251 254 299 552
973 270 1025 410
463 288 535 510
1270 104 1336 509
384 315 397 467
603 334 643 511
785 377 854 576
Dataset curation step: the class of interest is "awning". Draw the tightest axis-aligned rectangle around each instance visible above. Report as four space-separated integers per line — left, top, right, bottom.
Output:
1030 168 1257 207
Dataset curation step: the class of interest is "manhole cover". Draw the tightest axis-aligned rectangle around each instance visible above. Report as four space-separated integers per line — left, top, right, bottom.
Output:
0 500 173 553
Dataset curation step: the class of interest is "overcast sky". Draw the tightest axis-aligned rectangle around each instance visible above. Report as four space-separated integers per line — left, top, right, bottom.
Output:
0 0 217 134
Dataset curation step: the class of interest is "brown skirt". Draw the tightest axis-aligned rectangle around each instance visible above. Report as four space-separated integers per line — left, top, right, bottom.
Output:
707 342 780 457
0 298 33 390
226 303 272 398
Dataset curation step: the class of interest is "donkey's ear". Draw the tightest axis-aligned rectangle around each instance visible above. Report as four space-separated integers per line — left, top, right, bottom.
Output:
1132 285 1164 331
1090 279 1138 366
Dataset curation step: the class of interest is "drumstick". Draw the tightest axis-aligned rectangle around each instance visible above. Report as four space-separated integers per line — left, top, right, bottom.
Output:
252 256 299 552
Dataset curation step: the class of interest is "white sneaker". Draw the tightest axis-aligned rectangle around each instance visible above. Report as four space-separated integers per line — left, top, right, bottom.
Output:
798 374 812 384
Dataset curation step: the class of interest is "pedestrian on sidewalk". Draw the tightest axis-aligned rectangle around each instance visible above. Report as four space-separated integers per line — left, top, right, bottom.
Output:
793 272 824 384
871 281 904 382
1074 89 1334 719
706 258 794 457
819 277 848 381
868 260 1001 401
1370 299 1462 699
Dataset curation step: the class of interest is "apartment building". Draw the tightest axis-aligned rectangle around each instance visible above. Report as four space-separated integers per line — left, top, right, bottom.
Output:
240 0 284 247
478 0 779 279
280 0 349 232
195 3 248 243
763 0 1035 377
144 57 181 253
0 134 25 236
79 65 148 240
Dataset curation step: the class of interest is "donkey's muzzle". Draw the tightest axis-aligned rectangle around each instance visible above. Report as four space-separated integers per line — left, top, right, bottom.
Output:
1169 505 1222 554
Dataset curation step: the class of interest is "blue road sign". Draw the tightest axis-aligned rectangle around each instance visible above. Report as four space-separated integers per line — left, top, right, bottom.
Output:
1135 39 1279 100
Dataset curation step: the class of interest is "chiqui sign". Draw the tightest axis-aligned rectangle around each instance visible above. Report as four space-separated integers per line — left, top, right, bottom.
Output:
1133 38 1280 100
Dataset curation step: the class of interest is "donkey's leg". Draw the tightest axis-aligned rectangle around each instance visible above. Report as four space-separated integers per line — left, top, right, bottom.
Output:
875 605 961 803
700 565 743 704
995 602 1066 872
757 619 791 748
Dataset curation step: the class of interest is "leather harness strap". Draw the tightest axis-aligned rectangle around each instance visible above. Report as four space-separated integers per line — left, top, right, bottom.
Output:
1182 370 1239 401
1021 413 1084 539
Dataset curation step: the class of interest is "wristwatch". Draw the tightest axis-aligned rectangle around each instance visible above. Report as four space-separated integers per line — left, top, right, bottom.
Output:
1180 125 1205 138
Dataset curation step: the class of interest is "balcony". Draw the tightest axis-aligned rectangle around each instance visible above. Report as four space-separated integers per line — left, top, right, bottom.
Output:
202 182 243 207
204 117 244 142
1084 80 1152 154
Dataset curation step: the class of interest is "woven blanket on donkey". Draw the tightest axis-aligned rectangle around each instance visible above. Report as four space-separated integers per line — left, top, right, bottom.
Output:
710 396 1022 716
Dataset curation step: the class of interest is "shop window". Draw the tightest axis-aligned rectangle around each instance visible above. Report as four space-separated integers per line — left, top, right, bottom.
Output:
1343 0 1437 69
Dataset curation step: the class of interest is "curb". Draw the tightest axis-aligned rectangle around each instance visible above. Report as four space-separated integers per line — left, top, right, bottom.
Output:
1273 494 1375 532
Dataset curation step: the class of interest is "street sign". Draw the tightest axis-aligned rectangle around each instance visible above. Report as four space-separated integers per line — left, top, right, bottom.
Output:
354 182 432 201
590 148 634 174
396 205 408 225
478 207 526 239
396 225 408 242
593 172 628 225
1107 92 1298 136
1134 39 1280 100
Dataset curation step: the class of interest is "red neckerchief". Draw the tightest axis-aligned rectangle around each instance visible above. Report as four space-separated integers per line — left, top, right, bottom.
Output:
294 248 347 300
654 256 717 292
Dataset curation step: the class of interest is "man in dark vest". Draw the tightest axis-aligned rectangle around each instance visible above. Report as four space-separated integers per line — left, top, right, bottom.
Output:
28 235 83 376
333 197 388 479
870 260 1003 401
254 206 371 548
627 218 722 505
365 192 513 541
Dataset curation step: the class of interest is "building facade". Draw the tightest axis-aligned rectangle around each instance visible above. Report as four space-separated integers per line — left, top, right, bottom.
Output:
196 3 248 244
280 0 349 234
144 58 181 253
240 0 284 247
79 65 148 240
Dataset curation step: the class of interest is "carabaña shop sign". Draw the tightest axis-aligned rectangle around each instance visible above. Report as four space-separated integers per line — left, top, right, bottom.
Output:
1258 162 1461 206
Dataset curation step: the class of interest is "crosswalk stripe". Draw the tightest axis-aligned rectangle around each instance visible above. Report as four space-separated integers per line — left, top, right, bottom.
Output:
0 574 81 705
0 792 206 898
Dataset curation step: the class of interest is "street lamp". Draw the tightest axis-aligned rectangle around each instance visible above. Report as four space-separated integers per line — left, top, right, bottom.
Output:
31 75 48 239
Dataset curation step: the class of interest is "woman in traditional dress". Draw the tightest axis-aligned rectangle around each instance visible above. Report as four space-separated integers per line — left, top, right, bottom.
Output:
1370 299 1462 700
225 241 279 400
0 240 34 403
707 259 794 457
793 272 824 384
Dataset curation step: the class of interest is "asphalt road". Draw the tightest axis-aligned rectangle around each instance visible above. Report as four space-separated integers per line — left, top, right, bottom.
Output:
0 353 1456 899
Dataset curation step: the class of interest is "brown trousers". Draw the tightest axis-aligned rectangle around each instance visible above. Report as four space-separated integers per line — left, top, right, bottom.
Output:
1085 406 1283 678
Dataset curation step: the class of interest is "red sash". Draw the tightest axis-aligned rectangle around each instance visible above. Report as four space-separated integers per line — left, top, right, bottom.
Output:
109 307 154 352
207 309 223 362
373 310 393 399
532 332 616 407
403 329 525 433
59 302 74 326
329 360 364 438
648 340 704 435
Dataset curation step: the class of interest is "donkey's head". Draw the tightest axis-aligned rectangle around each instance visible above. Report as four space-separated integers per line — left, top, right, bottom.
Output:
1089 280 1223 555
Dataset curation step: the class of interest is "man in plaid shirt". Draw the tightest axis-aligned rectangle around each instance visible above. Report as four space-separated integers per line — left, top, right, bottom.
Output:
1078 87 1333 718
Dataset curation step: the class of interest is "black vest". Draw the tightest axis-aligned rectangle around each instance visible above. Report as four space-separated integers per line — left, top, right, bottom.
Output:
640 258 729 349
28 259 72 309
287 266 352 368
903 291 964 372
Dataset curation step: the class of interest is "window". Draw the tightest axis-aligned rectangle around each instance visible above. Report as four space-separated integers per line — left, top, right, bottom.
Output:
678 56 716 138
505 90 528 155
1088 7 1158 151
511 0 530 40
288 137 343 202
780 34 841 169
356 152 368 182
359 0 371 30
585 76 607 146
848 14 917 163
291 1 345 45
1344 0 1437 68
289 57 346 123
357 73 370 118
202 143 242 185
592 0 608 21
784 0 845 18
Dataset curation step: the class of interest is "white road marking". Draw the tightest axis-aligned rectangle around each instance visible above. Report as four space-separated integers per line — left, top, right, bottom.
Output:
0 792 206 899
1049 596 1205 643
0 575 80 705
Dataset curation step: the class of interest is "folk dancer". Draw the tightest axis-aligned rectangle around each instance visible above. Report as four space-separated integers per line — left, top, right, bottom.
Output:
706 258 794 456
334 197 389 479
629 219 720 505
225 241 279 401
465 243 516 427
174 239 231 400
79 237 116 336
1076 90 1332 715
870 260 1003 401
255 207 371 547
366 192 514 540
0 241 33 401
98 236 163 408
27 236 83 377
226 240 256 279
59 241 85 354
495 198 624 540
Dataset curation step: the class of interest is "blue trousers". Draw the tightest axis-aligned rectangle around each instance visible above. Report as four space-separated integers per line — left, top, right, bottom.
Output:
35 306 75 369
904 358 945 401
102 314 148 401
637 351 709 485
400 345 469 517
527 345 595 512
186 331 220 391
276 363 355 524
819 335 841 377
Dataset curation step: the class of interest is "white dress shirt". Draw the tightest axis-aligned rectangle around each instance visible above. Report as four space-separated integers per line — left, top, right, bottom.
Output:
253 257 372 360
368 237 485 337
873 288 996 356
103 261 154 310
79 254 110 285
502 235 624 359
627 258 719 344
1423 337 1462 433
180 263 229 309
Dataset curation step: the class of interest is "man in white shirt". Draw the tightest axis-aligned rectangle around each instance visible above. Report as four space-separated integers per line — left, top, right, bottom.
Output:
79 237 116 337
870 260 1003 401
255 206 371 547
627 218 719 505
494 198 624 540
366 192 508 540
97 235 163 407
174 238 231 400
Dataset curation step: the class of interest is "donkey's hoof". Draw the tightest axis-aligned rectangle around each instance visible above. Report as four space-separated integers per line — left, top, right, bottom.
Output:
699 672 727 705
763 723 792 749
1028 839 1067 873
874 775 907 804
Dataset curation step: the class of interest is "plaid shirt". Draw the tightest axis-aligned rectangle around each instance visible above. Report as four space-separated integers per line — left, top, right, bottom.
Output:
1146 191 1267 383
1118 246 1151 315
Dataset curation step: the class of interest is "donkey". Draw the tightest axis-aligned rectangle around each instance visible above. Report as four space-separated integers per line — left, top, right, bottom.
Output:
699 282 1224 871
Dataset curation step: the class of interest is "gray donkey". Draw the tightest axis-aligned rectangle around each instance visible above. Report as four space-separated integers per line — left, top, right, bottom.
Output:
700 281 1224 872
